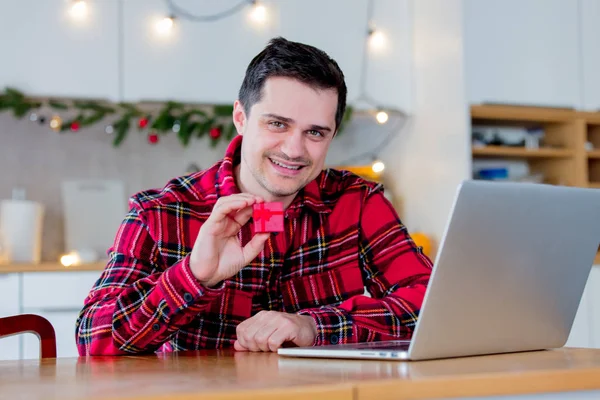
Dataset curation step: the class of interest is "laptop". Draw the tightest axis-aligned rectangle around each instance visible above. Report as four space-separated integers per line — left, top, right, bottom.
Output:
278 180 600 361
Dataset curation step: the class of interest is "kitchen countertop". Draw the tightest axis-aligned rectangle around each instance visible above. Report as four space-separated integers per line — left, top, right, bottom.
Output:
0 262 106 274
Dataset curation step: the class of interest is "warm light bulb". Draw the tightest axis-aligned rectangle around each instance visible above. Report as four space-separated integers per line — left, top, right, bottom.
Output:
70 0 87 20
60 252 81 267
49 115 62 132
156 16 175 35
369 30 386 51
250 3 268 24
372 160 385 174
376 111 389 124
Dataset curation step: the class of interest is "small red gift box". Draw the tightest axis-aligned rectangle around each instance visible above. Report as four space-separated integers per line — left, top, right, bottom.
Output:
253 202 284 233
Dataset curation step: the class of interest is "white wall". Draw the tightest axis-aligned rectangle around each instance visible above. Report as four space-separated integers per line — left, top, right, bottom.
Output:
581 0 600 110
382 0 470 249
463 0 600 111
464 0 582 109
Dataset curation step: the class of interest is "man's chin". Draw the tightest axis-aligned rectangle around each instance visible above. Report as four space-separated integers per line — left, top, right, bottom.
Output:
265 186 302 198
261 180 304 198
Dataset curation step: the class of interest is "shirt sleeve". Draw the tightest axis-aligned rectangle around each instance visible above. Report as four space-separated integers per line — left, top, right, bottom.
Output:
297 186 433 346
75 202 225 356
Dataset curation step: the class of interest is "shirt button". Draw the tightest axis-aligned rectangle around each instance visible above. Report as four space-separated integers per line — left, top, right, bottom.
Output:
183 292 193 303
152 323 161 332
330 335 339 344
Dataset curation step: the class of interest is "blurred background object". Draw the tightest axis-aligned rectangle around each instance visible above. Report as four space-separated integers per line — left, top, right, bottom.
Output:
0 188 44 264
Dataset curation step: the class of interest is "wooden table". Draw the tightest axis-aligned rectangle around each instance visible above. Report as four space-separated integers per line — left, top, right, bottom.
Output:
2 348 600 400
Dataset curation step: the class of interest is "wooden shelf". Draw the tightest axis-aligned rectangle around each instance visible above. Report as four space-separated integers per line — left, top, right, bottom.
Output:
578 111 600 126
471 105 600 266
471 104 576 123
472 146 574 158
0 261 106 274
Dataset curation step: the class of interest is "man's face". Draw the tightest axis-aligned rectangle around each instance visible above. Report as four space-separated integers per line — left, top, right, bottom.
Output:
233 77 338 199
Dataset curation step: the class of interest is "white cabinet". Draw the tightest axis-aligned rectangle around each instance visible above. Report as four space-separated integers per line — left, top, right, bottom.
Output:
0 270 100 360
0 0 119 100
0 274 20 360
566 273 592 348
566 266 600 349
22 310 81 360
20 271 100 359
588 267 600 347
122 0 277 103
581 0 600 111
121 0 412 111
464 0 581 108
22 272 99 310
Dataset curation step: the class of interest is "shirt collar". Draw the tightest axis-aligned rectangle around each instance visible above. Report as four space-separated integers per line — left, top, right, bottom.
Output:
214 135 332 217
214 135 242 198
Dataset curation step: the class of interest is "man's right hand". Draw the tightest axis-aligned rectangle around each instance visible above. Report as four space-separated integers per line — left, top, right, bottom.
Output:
189 194 271 287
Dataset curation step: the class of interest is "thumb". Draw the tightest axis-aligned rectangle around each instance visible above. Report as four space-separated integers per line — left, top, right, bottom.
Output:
234 340 248 352
242 233 270 264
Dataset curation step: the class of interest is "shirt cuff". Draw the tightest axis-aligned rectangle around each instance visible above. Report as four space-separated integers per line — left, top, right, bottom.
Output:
297 307 354 346
157 254 225 317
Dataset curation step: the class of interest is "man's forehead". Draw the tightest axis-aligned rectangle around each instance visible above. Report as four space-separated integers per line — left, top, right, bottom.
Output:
255 81 336 122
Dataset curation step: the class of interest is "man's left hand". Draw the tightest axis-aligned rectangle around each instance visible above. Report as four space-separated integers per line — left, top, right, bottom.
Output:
234 311 317 352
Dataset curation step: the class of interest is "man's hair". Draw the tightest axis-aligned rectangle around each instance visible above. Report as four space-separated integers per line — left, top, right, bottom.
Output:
238 37 347 131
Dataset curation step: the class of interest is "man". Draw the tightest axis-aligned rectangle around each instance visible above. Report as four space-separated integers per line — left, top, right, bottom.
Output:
76 37 432 356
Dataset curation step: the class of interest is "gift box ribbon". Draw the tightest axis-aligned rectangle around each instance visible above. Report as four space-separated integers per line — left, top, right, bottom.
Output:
254 203 283 231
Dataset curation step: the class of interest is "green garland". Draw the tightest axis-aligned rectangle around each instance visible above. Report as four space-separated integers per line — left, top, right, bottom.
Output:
0 87 353 148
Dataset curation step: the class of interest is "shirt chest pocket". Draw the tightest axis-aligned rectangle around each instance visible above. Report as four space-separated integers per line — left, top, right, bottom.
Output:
281 264 365 313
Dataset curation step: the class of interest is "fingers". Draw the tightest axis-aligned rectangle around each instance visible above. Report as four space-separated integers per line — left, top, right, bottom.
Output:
211 198 255 223
265 325 293 352
235 311 297 353
242 233 271 264
234 340 248 351
253 319 281 352
210 194 264 225
234 311 268 351
231 206 254 227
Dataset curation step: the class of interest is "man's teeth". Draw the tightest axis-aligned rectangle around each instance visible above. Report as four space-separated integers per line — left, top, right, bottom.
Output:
272 159 301 170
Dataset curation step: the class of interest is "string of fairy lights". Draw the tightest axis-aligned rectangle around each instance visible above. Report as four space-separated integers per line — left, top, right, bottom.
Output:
61 0 400 177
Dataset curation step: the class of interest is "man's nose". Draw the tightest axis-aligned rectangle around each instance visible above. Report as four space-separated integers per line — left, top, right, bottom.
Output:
280 130 305 159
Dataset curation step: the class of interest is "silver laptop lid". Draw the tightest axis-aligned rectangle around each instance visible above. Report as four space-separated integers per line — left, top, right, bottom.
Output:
409 181 600 360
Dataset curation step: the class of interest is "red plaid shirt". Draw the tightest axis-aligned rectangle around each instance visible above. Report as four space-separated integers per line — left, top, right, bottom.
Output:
76 135 433 356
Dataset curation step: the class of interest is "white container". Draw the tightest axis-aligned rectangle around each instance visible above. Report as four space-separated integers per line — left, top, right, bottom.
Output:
61 180 126 257
0 200 44 263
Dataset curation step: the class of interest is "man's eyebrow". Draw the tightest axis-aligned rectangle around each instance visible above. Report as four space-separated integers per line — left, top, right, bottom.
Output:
262 113 332 132
309 124 332 133
261 113 294 124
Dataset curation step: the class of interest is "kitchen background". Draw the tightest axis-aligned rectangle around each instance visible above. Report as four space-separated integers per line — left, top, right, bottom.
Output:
0 0 468 264
0 0 599 359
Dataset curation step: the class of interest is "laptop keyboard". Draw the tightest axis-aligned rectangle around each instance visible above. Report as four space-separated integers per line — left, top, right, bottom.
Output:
320 340 411 350
352 340 410 350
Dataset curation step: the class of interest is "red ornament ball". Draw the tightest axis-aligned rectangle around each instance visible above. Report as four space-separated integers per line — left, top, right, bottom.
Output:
148 132 159 144
138 117 149 129
209 127 221 139
70 122 80 132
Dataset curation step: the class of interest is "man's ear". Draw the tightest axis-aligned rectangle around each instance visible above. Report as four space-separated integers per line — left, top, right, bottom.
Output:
233 100 247 135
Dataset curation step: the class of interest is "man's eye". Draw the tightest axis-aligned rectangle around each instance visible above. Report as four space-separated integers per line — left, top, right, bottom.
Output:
269 121 285 129
308 130 323 137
